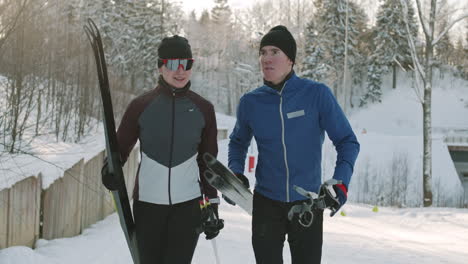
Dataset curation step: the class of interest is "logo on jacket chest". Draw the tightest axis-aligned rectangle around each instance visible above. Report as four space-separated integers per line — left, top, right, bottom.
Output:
287 110 305 119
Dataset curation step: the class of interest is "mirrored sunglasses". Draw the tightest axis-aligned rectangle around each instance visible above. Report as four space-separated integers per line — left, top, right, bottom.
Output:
159 58 194 71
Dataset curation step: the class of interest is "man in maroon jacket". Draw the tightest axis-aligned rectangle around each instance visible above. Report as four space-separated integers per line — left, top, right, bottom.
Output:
102 35 221 264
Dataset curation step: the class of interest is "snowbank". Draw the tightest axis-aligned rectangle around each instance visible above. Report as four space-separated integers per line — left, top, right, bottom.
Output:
0 126 106 190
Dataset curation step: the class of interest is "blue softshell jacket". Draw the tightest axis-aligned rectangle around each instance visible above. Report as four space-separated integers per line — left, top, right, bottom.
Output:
228 73 360 202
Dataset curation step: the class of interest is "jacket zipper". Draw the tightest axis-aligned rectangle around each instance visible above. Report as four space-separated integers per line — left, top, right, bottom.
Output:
278 82 290 202
168 91 176 205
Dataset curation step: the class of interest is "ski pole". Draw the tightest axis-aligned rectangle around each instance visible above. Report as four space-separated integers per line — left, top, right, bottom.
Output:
211 238 221 264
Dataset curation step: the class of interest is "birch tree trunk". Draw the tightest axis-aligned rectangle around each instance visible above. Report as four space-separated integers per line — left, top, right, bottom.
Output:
403 0 467 206
422 0 436 207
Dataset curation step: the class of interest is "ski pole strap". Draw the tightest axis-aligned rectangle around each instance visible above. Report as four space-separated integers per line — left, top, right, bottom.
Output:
287 197 329 227
288 202 315 227
288 180 344 227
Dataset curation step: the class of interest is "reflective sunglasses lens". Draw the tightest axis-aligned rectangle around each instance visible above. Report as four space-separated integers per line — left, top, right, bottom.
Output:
164 59 194 71
186 60 194 70
167 60 178 71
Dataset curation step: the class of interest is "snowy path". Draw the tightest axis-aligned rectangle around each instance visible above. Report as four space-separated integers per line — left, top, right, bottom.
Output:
1 203 468 264
2 113 468 263
2 139 468 264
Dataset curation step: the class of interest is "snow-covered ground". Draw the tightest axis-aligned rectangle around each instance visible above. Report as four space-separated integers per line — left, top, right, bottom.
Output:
1 138 468 264
1 69 467 263
2 204 468 264
340 69 468 207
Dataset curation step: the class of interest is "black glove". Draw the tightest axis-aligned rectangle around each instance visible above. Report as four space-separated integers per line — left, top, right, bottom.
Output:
320 183 348 217
101 158 121 191
332 184 348 212
223 173 249 206
199 201 224 240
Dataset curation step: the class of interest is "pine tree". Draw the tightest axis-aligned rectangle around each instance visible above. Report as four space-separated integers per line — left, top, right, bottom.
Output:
453 37 467 79
360 63 383 106
372 0 417 87
81 0 182 90
211 0 232 26
360 0 418 106
200 9 211 26
464 24 468 79
302 20 329 81
434 28 453 66
434 0 454 66
210 0 233 57
303 0 367 103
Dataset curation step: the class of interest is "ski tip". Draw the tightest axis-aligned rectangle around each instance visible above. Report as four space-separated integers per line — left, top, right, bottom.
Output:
86 18 97 29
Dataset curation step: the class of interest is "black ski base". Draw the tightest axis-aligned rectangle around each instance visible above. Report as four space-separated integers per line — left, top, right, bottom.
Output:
84 18 140 264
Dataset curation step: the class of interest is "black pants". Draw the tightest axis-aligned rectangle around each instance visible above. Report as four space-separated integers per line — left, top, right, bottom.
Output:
133 198 201 264
252 192 323 264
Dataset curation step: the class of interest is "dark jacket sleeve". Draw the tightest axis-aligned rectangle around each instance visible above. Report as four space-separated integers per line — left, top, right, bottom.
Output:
197 102 219 199
116 99 140 164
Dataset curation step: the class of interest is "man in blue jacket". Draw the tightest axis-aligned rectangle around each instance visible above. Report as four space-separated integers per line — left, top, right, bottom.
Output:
228 25 360 264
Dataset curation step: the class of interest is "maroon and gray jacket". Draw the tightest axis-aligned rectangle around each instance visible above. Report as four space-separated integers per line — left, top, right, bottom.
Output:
116 78 218 205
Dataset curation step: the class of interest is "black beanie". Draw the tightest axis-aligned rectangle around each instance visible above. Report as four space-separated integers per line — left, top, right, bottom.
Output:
260 25 296 63
158 35 192 60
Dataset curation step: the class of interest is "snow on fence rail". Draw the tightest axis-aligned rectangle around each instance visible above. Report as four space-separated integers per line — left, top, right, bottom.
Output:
0 147 139 249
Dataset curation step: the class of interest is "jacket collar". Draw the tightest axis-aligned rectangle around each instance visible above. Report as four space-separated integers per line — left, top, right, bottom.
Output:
263 70 294 92
157 75 191 97
262 71 299 94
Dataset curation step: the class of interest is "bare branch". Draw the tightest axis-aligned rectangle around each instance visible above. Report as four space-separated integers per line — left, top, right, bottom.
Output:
393 56 407 72
407 64 424 103
436 6 468 18
400 0 426 80
414 0 431 37
432 13 468 46
0 0 29 51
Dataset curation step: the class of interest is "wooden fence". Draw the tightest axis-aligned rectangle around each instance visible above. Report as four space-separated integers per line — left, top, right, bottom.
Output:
0 127 228 249
0 147 139 249
0 175 41 248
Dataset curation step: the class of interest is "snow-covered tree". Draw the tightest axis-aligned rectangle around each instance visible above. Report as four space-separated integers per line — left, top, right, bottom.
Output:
373 0 417 88
211 0 232 26
399 0 468 207
303 0 368 108
452 36 468 79
0 0 29 53
302 20 330 81
82 0 182 90
434 0 454 66
359 63 383 106
360 0 418 106
183 3 262 115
